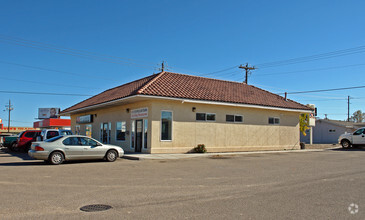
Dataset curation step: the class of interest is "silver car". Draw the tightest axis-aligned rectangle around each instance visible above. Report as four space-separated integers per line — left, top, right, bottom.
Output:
28 135 124 165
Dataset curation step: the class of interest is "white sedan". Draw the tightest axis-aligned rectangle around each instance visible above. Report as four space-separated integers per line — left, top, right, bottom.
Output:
28 135 124 165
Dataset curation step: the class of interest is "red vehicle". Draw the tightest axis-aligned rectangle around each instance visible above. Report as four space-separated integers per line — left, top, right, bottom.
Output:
14 130 41 151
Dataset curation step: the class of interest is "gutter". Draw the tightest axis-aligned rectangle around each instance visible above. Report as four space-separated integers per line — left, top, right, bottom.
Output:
60 94 313 116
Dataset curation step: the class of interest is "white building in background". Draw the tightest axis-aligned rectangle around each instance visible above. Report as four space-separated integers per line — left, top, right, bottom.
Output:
300 119 365 144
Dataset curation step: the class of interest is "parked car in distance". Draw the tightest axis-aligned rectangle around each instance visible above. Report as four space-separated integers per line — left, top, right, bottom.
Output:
39 129 73 141
14 130 41 151
28 135 124 165
2 133 20 149
338 127 365 148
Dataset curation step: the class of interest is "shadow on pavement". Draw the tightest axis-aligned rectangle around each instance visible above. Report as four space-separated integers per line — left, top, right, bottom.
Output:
0 147 33 160
330 147 365 152
0 161 47 166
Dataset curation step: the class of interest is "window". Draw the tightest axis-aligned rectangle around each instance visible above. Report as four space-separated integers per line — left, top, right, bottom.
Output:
196 113 216 121
353 128 365 135
269 117 280 125
116 121 126 141
25 132 36 138
47 131 59 139
79 137 99 146
85 125 92 137
161 111 172 141
63 137 80 145
100 123 111 144
131 120 135 148
226 115 243 123
196 113 206 121
75 125 80 135
143 119 148 149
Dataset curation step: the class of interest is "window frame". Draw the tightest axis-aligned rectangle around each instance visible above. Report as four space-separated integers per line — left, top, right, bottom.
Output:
226 114 244 123
160 110 173 142
268 117 280 125
196 112 216 122
115 121 126 142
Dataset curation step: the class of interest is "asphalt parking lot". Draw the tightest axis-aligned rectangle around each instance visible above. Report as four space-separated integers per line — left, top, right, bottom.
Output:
0 147 364 219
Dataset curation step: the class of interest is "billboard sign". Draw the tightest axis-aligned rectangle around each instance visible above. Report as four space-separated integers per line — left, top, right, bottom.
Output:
38 108 60 119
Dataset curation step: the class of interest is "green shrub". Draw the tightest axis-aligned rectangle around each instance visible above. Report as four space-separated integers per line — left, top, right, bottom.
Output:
194 144 207 153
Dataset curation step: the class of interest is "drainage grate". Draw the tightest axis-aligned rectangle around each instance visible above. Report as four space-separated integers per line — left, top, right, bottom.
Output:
209 155 232 159
80 204 113 212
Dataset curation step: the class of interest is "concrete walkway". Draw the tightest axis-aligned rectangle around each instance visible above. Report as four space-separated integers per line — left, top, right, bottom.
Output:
122 147 340 160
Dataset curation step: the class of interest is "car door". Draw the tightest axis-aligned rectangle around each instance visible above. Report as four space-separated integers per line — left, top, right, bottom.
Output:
62 137 84 159
80 137 106 159
352 128 365 145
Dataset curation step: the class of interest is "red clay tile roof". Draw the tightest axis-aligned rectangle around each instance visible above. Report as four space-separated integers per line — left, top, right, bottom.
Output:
61 71 312 113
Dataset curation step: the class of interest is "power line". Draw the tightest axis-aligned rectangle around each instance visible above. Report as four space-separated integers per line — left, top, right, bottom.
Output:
0 90 92 96
280 85 365 95
254 63 365 77
0 60 116 81
0 75 102 89
256 45 365 69
197 65 239 76
0 35 159 70
0 34 157 65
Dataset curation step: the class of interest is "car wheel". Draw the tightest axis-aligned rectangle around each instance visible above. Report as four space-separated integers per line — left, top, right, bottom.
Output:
11 142 19 152
341 140 351 149
105 150 118 162
49 152 64 165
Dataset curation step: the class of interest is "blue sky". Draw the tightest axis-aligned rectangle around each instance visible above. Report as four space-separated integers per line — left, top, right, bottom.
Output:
0 0 365 127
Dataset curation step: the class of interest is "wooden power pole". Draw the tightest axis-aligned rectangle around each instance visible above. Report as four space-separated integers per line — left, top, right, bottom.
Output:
239 63 256 84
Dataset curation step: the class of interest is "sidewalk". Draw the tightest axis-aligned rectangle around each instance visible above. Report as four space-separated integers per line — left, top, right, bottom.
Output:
122 147 340 160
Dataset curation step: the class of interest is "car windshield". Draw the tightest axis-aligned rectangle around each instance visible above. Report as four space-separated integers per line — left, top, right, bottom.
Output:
45 136 64 142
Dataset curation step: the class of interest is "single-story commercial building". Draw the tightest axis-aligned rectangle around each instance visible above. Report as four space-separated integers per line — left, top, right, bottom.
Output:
60 71 313 153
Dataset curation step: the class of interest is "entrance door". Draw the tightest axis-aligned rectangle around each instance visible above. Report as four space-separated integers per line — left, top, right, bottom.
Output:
102 123 109 144
135 120 143 152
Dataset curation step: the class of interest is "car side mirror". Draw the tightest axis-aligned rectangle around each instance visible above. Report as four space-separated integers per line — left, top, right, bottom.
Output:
36 136 42 141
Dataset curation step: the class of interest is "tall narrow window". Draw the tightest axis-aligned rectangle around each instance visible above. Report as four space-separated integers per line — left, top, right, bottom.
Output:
116 121 126 141
131 120 135 148
75 125 80 135
161 111 172 141
143 119 148 149
85 124 92 137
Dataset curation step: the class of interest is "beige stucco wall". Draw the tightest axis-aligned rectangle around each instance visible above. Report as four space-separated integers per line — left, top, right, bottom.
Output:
70 101 153 153
69 98 301 154
149 100 301 153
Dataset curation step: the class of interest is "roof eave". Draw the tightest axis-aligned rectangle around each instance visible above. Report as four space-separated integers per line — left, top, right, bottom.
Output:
60 94 313 115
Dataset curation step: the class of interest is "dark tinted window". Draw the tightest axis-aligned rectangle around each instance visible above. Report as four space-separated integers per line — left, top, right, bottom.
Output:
47 131 59 139
235 115 243 122
25 132 35 138
354 129 364 135
206 114 216 121
196 113 206 121
226 115 234 122
63 137 80 145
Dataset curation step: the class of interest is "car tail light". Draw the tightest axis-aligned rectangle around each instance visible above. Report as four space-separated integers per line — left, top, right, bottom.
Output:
35 146 44 151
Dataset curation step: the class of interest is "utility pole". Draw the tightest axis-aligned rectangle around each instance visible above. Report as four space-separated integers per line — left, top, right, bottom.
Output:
160 61 165 72
5 100 13 133
347 96 350 122
239 63 256 84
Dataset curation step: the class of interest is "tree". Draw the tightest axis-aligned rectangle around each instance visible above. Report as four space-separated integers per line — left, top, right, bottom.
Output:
299 113 310 136
350 110 365 123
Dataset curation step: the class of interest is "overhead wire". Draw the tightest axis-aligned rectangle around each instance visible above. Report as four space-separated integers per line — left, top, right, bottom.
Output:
256 45 365 69
0 35 159 70
0 90 92 96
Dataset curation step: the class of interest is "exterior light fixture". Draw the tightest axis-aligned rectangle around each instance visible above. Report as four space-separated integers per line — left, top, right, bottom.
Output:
126 108 130 113
192 107 196 112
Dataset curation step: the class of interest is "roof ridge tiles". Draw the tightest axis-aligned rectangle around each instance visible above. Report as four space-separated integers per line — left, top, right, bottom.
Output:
137 71 165 94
